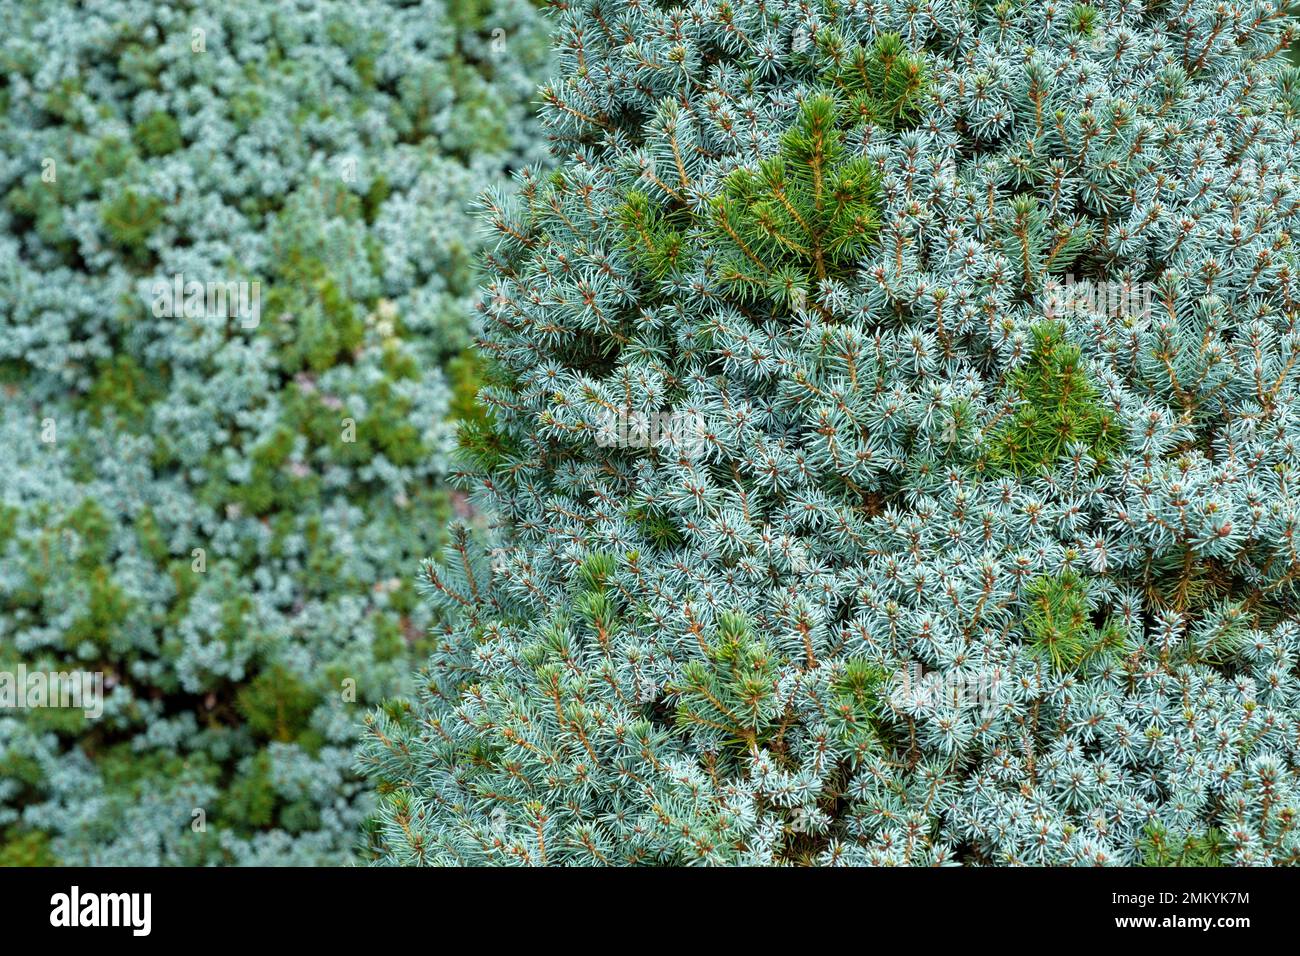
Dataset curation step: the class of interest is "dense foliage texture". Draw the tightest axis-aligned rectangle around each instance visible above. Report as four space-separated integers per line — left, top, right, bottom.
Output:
360 0 1300 865
0 0 548 865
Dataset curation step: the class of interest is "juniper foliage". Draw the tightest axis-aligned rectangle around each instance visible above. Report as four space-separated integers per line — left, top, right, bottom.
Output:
360 0 1300 867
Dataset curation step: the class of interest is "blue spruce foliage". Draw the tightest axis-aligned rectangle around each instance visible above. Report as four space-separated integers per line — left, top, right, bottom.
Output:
359 0 1300 865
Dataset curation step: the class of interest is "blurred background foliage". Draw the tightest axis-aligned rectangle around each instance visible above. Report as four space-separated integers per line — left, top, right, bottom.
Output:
0 0 549 865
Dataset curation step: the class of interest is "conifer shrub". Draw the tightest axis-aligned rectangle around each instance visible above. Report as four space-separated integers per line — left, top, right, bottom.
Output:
361 0 1300 865
0 0 549 865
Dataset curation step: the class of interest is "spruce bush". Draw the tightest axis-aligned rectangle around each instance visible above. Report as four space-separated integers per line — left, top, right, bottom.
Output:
360 0 1300 865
